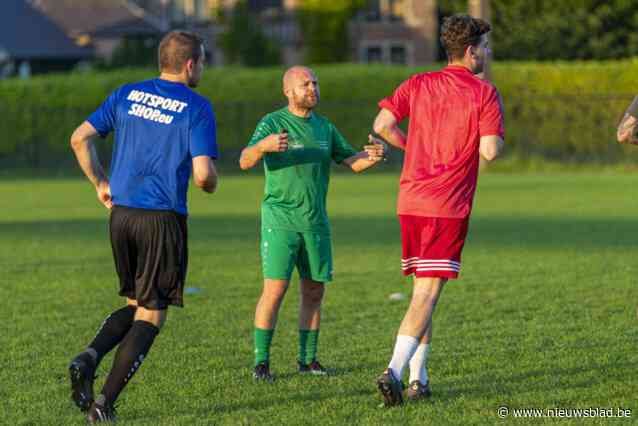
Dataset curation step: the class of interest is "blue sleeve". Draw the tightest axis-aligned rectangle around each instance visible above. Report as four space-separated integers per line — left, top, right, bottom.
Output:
190 101 218 159
87 89 120 138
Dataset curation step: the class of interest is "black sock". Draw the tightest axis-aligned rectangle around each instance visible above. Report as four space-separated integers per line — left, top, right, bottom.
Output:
100 320 159 405
88 305 137 366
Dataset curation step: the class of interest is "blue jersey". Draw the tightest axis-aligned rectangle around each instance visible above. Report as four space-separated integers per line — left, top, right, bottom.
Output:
87 78 218 215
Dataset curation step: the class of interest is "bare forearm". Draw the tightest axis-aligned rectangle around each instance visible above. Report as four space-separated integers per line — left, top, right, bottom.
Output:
239 143 266 170
71 138 107 186
345 152 380 173
377 127 406 151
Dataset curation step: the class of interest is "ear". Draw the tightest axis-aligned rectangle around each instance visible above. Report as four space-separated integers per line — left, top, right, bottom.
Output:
185 58 195 74
466 44 476 59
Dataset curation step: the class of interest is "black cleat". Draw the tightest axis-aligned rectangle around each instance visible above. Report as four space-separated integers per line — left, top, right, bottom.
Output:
406 380 432 401
87 400 117 424
69 352 96 412
298 360 328 376
253 361 274 382
376 368 404 407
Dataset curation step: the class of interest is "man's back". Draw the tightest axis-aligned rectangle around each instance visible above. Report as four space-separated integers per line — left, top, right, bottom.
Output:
88 78 217 215
379 65 504 219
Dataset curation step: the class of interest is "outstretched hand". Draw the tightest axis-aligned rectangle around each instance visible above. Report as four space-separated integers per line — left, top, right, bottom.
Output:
364 134 388 162
96 180 113 209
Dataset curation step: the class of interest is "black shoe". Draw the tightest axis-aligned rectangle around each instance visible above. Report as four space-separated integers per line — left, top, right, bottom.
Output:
298 360 328 376
253 361 274 382
69 352 96 412
376 368 404 407
406 380 432 401
87 400 117 424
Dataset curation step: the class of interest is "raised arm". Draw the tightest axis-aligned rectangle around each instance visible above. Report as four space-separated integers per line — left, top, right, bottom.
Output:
70 121 112 209
192 156 218 193
239 132 288 170
373 108 407 151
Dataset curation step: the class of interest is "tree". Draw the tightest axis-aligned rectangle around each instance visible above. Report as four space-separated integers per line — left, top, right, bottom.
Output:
219 1 281 67
438 0 638 61
296 0 367 64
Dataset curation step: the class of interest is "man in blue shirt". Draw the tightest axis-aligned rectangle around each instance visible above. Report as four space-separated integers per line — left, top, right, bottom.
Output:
68 31 218 423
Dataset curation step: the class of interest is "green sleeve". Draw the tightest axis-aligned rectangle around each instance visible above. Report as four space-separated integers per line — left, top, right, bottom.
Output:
330 124 358 164
248 116 275 147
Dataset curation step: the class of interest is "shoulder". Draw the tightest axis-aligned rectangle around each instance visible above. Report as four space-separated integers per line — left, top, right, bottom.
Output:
476 79 501 101
184 89 212 111
312 111 331 125
408 72 435 85
259 109 285 126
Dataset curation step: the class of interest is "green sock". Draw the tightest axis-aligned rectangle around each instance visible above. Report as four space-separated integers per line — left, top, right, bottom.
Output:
298 329 319 365
254 328 274 366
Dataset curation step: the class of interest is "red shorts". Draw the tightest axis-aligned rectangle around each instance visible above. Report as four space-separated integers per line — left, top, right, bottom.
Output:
399 215 469 279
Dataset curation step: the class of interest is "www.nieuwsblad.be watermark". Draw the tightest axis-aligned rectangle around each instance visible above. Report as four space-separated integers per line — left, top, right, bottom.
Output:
497 406 632 419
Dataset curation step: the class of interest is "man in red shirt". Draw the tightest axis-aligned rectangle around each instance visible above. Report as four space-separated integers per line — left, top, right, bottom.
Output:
373 14 505 406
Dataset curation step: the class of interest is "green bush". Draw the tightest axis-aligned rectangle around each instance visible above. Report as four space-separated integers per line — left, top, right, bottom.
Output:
1 61 638 169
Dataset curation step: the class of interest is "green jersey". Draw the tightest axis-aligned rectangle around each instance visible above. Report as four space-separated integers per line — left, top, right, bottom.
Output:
248 107 358 233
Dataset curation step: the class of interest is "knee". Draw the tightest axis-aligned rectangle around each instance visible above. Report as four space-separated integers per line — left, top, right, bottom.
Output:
135 307 167 329
261 285 288 304
301 285 324 306
412 278 446 303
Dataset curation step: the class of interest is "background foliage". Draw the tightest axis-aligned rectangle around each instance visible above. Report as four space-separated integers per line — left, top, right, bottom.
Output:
439 0 638 60
218 1 281 67
296 0 367 64
1 61 637 170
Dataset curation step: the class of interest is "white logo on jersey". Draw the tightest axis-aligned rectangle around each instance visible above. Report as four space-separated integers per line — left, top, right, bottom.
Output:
126 89 189 125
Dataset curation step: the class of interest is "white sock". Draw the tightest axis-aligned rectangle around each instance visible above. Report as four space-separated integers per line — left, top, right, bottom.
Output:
387 335 419 380
408 343 430 385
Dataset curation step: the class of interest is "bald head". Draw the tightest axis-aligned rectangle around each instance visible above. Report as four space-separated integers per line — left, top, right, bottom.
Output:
283 66 320 113
283 66 315 90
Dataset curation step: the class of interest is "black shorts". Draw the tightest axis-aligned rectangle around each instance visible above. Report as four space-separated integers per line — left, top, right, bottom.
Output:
110 205 188 310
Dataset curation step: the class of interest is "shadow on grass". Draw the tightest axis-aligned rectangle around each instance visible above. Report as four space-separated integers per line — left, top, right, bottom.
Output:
2 214 638 250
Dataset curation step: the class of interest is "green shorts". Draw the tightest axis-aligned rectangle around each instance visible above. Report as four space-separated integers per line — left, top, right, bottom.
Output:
261 227 333 282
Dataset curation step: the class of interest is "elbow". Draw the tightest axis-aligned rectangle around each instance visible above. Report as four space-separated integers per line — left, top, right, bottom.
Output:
238 150 254 170
194 174 217 193
70 134 83 151
481 151 497 162
239 159 251 170
193 175 208 189
480 147 501 162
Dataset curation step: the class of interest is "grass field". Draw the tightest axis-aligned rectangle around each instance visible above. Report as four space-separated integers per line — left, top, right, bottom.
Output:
1 172 637 425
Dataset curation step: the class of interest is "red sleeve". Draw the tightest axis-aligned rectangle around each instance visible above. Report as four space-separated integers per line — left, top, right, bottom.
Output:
479 85 505 139
378 77 413 122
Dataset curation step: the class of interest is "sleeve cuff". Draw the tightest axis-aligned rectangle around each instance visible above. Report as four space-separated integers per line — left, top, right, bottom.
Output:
86 117 108 138
480 130 505 139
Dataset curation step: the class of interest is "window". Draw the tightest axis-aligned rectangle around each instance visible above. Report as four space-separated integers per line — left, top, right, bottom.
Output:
366 46 383 63
390 45 406 64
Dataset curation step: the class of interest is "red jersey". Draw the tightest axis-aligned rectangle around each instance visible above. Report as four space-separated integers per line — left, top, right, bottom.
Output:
378 65 504 218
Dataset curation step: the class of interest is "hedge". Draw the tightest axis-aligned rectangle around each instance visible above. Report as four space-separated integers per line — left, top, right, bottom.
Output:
1 61 638 168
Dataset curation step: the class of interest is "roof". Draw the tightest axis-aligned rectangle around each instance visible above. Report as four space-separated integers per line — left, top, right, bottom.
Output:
0 0 92 59
30 0 164 38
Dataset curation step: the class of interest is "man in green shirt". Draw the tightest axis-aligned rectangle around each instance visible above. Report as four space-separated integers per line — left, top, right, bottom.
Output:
240 66 386 380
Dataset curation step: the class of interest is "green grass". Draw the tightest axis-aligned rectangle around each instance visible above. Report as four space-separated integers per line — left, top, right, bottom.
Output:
1 172 637 425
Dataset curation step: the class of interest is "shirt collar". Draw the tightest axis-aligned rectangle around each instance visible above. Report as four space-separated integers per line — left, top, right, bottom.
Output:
444 64 473 74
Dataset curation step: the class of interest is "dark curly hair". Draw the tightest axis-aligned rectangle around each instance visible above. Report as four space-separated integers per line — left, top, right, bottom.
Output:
440 14 491 61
